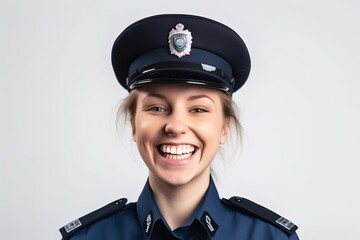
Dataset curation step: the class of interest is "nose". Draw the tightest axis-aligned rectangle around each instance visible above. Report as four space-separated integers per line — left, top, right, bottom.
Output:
164 111 188 136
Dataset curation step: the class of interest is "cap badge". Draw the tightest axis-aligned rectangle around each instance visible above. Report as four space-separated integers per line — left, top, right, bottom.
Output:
168 23 192 58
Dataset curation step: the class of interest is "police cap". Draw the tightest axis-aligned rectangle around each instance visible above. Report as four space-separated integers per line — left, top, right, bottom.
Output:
111 14 251 94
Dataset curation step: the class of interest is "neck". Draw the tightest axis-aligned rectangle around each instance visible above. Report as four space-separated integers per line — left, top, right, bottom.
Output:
149 172 211 230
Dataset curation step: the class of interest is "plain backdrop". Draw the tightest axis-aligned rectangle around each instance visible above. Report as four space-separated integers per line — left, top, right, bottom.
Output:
1 0 359 239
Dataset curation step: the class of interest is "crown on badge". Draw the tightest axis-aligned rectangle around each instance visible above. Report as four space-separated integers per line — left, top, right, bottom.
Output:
168 23 192 58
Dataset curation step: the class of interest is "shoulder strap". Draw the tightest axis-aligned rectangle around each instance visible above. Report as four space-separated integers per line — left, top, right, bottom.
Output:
59 198 127 240
222 196 298 236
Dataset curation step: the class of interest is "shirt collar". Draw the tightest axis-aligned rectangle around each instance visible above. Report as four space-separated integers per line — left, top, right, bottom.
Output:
192 176 221 238
136 180 164 238
136 176 222 239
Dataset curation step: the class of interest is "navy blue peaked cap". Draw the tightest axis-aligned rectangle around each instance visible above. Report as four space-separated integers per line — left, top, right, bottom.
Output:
111 14 251 94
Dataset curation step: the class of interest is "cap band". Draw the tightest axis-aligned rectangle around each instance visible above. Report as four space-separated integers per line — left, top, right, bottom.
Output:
127 61 233 92
128 48 233 80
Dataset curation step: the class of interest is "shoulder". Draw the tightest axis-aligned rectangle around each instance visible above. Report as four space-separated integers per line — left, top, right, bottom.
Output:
59 198 136 240
221 196 298 237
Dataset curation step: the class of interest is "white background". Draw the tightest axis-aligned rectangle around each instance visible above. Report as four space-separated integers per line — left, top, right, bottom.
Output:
1 0 359 239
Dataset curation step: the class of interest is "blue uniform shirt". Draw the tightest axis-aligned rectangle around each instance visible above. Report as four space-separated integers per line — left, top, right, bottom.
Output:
62 177 299 240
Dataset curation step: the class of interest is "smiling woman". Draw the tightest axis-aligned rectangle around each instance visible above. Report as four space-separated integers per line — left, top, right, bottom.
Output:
132 85 228 190
59 14 300 240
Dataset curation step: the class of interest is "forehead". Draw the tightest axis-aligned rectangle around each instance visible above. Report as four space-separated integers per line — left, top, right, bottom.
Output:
136 84 223 98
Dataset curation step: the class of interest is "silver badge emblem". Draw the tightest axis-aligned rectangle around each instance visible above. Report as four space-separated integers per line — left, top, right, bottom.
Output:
276 217 295 230
168 23 192 58
205 215 215 232
64 219 82 233
145 213 152 233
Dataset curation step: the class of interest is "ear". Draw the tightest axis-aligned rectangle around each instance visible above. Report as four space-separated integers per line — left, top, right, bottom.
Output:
130 117 136 142
220 117 230 144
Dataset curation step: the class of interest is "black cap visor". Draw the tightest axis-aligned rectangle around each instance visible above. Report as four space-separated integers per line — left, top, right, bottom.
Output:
128 61 234 93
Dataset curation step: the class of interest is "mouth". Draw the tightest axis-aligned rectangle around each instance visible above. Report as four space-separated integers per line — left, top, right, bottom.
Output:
158 144 197 160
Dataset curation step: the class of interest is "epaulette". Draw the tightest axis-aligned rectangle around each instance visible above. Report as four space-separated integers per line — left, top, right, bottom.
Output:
222 196 298 236
59 198 127 240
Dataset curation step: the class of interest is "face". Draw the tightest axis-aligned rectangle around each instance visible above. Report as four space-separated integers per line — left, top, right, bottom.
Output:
131 84 229 187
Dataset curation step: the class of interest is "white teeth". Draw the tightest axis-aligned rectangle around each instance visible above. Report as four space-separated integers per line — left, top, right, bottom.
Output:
177 148 182 155
160 145 195 156
164 152 192 160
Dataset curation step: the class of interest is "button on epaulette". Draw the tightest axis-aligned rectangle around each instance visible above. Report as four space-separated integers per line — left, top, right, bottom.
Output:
222 196 298 236
59 198 127 240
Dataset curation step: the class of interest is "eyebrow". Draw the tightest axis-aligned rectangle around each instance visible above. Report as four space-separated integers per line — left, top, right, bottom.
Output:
187 95 215 104
143 93 215 104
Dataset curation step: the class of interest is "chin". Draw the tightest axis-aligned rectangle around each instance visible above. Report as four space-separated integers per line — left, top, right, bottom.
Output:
154 168 209 188
158 171 193 186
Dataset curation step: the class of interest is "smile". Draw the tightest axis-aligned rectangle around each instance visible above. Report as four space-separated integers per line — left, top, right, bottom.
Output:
158 144 196 160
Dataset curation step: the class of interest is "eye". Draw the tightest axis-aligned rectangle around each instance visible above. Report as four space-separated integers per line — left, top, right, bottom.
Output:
190 107 207 113
148 106 166 112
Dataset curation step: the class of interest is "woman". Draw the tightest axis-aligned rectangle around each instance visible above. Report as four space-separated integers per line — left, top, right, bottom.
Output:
60 14 300 240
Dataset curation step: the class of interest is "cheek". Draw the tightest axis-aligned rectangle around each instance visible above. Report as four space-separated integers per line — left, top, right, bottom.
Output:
133 116 161 143
196 116 226 144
